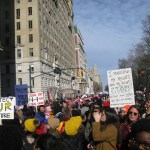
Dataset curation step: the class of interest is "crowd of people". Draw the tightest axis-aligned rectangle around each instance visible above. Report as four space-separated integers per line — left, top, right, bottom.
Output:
0 92 150 150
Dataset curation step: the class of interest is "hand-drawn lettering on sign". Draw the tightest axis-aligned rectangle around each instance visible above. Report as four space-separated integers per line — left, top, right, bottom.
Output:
15 84 28 105
107 68 135 108
0 97 15 119
28 92 44 106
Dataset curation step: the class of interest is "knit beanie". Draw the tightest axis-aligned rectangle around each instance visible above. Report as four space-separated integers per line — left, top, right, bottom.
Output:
65 116 82 136
48 118 60 129
24 119 36 132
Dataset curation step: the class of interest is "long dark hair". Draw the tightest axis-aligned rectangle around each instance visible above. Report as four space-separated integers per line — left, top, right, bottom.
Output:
101 107 121 144
101 107 119 128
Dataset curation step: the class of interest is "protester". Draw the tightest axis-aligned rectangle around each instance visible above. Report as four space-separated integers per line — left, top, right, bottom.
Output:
33 134 56 150
0 125 23 150
62 100 69 111
118 108 127 123
63 113 85 150
53 138 77 150
47 118 60 138
34 118 48 135
128 119 150 150
81 100 90 115
144 99 150 119
119 105 140 150
35 105 48 124
91 107 120 150
23 118 36 149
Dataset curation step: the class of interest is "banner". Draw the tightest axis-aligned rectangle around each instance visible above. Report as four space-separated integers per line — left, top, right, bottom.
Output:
15 84 28 105
107 68 135 107
0 97 15 119
28 92 44 106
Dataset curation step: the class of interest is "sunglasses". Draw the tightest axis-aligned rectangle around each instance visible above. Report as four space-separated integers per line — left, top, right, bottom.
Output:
129 111 138 116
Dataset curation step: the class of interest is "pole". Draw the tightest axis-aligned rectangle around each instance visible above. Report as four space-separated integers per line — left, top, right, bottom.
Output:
29 65 32 93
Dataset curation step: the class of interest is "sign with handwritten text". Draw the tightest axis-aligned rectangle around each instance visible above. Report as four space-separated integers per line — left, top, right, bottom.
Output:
107 68 135 107
0 97 15 119
28 92 44 106
15 84 28 105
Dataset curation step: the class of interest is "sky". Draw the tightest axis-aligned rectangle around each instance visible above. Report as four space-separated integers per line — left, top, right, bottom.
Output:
73 0 150 87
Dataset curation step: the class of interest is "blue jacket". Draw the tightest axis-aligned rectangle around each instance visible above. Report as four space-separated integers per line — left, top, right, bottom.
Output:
35 112 48 124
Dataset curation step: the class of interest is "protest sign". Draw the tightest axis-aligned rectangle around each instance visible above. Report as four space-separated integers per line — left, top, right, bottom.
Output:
15 84 28 105
107 68 135 108
0 97 15 119
28 92 44 106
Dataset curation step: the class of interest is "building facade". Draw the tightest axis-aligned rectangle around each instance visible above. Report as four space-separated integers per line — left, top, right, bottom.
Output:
74 25 88 94
0 0 76 97
87 64 102 94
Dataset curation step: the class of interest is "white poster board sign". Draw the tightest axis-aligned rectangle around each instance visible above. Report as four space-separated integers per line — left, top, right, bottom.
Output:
28 92 44 106
107 68 135 107
0 97 15 119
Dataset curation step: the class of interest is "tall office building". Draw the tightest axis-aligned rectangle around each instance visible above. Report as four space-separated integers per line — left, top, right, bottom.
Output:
0 0 75 97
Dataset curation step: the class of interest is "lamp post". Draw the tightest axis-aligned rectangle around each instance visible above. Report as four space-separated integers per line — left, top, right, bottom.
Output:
29 65 32 93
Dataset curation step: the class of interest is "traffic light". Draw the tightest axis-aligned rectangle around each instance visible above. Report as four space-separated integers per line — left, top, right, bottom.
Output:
54 67 61 75
77 69 83 77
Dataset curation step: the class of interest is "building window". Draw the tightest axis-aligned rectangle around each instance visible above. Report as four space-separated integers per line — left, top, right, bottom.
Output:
28 20 32 29
18 78 22 85
29 48 34 56
6 65 10 73
17 22 21 30
28 7 32 15
17 35 21 44
17 64 22 72
17 49 21 58
16 0 20 3
28 0 32 2
29 34 33 43
16 9 20 19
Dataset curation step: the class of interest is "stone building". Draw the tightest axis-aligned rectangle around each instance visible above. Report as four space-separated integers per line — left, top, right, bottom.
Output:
74 25 88 94
87 64 102 94
0 0 75 97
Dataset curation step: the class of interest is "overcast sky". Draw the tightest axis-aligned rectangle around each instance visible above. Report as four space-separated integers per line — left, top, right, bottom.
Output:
73 0 150 87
